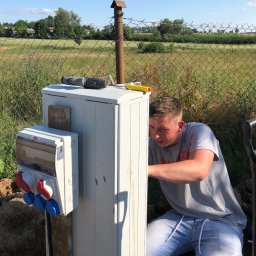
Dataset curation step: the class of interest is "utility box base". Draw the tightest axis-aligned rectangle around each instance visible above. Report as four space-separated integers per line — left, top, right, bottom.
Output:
42 85 150 256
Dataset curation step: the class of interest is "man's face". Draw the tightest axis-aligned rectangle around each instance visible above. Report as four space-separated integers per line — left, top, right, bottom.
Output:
149 116 184 147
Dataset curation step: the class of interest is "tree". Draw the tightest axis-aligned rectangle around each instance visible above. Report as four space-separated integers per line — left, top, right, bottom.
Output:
82 25 95 34
0 9 89 39
34 19 49 38
171 19 184 34
157 18 185 35
54 8 69 37
27 21 36 29
157 18 173 35
66 11 81 38
81 24 95 39
100 25 114 40
54 8 82 39
123 24 134 40
47 15 55 28
0 24 4 36
15 20 27 37
74 25 83 45
4 27 13 37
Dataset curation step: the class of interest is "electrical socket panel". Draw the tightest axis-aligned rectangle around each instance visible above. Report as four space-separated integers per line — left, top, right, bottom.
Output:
15 125 78 216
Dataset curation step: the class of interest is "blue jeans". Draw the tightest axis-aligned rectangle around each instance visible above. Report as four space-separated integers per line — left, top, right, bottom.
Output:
147 210 244 256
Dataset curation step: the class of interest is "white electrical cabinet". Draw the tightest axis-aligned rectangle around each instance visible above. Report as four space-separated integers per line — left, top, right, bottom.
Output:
42 84 150 256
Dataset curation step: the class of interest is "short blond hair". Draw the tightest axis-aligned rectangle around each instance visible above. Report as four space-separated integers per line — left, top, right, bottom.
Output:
149 96 183 119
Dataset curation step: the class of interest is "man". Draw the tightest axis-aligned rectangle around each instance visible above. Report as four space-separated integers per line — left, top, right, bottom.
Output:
147 96 247 256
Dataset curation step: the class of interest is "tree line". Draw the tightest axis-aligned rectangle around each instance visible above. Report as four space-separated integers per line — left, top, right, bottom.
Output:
0 8 93 43
0 8 254 45
0 9 194 39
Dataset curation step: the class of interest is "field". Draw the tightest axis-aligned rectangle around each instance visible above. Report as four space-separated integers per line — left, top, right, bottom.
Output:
0 37 255 255
0 37 255 180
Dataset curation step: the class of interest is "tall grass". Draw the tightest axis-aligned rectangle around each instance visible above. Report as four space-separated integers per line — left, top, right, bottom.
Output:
0 59 55 178
124 44 255 184
0 38 255 183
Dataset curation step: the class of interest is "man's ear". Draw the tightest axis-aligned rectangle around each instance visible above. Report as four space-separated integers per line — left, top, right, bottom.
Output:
178 120 184 131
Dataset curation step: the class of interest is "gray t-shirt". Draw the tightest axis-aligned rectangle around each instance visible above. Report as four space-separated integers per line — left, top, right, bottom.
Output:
149 122 247 228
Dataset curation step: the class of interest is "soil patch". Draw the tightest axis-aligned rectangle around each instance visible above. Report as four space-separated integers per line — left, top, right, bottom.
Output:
0 178 45 256
0 178 253 255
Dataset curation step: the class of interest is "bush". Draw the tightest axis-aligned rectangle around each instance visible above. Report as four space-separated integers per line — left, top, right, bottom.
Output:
131 32 256 44
144 42 165 53
138 42 174 53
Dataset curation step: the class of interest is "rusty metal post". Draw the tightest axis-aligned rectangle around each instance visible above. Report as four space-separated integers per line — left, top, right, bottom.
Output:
111 1 126 84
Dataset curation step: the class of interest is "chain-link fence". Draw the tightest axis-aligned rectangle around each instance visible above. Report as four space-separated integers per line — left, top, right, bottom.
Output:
0 17 255 181
123 19 256 122
122 19 256 181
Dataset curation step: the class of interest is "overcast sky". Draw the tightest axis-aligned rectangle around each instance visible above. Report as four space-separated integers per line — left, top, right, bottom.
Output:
0 0 256 28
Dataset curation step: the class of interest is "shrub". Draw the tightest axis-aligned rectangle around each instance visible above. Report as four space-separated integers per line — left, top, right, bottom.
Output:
143 42 165 53
138 42 174 53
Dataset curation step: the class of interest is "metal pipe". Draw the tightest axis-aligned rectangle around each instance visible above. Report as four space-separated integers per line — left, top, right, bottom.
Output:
111 1 126 84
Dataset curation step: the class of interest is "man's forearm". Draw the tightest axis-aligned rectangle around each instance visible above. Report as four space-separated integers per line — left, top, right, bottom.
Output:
148 160 206 184
148 149 214 184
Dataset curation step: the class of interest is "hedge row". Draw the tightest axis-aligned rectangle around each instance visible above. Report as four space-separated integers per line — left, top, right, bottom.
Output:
129 33 256 44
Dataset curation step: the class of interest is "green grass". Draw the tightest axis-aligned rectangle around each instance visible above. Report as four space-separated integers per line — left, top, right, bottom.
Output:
0 113 35 179
0 37 255 184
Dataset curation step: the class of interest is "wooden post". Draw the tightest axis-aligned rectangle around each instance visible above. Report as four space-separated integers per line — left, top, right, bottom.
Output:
47 105 72 256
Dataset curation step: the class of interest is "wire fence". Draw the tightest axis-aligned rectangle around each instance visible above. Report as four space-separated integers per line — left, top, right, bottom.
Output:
0 17 255 179
123 19 256 149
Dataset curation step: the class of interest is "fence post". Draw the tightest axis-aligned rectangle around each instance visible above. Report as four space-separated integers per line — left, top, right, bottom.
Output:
111 0 126 84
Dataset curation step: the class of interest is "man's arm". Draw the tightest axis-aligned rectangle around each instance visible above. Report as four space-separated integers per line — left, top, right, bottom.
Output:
148 149 214 184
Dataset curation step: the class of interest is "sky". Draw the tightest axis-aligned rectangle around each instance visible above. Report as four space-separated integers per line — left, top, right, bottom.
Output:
0 0 256 28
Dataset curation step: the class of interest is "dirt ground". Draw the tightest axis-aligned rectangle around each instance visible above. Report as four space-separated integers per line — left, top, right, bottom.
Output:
0 178 45 256
0 178 253 256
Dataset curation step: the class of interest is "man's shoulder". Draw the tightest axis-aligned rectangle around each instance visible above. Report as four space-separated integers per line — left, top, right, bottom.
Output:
185 122 212 133
184 122 216 143
185 122 209 128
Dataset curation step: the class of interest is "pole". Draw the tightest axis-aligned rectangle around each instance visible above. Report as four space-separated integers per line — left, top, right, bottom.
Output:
111 1 126 84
